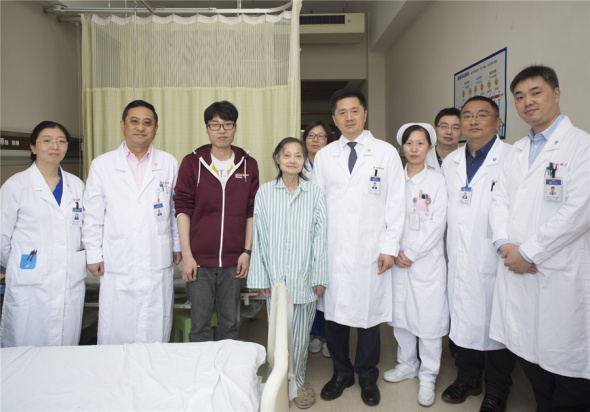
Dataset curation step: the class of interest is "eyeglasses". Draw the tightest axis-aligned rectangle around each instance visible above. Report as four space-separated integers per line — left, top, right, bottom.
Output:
37 138 68 146
207 122 236 131
437 123 461 132
307 133 327 140
461 113 494 122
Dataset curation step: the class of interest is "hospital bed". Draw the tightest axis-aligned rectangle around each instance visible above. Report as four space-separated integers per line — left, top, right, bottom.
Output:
0 283 290 411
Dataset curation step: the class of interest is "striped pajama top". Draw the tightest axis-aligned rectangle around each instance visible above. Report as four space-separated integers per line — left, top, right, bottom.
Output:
248 178 328 304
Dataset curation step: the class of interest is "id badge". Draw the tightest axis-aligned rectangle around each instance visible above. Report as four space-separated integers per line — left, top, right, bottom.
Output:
369 176 381 194
72 207 83 226
153 203 165 220
409 211 420 231
460 186 472 204
545 178 562 201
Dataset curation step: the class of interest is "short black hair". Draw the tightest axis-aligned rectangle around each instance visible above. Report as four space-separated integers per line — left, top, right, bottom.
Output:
273 137 308 181
204 101 239 124
122 100 158 124
29 121 72 162
461 96 500 117
434 107 461 127
510 65 559 94
330 89 367 114
302 120 335 144
401 124 431 146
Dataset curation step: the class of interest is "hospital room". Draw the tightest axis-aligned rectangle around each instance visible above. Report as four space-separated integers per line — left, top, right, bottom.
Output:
1 1 589 411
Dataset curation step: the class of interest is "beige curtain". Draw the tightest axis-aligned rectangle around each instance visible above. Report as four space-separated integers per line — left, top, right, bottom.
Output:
81 2 301 183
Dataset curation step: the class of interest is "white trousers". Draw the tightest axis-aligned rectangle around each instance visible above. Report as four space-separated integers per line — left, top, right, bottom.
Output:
394 327 442 383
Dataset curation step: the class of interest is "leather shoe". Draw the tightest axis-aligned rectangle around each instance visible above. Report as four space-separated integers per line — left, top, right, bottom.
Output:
320 375 355 401
479 394 507 412
441 379 482 404
360 383 380 407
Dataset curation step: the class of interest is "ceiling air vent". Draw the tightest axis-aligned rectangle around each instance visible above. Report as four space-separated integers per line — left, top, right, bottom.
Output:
300 13 365 44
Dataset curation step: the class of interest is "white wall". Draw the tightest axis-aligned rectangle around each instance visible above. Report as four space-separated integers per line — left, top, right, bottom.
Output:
1 1 80 134
385 1 590 145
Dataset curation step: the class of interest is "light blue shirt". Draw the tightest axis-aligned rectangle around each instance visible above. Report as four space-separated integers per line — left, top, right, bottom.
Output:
248 178 328 304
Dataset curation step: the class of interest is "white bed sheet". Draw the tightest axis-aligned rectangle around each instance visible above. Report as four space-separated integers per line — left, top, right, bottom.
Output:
1 340 266 411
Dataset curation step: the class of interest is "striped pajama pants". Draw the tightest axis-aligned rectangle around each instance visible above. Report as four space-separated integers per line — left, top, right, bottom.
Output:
266 298 317 388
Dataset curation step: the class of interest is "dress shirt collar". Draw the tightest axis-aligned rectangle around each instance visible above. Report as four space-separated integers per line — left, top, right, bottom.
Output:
339 130 368 149
123 141 152 162
526 113 564 143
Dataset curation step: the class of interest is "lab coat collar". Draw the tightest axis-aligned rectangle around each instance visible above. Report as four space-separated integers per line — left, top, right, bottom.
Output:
29 162 62 208
469 136 503 186
517 116 571 178
404 164 428 185
334 130 376 176
114 142 161 195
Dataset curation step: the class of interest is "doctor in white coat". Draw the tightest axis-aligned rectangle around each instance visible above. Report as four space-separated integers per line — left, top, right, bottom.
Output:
313 89 405 407
384 123 448 407
441 96 516 411
425 107 462 172
0 121 86 347
83 100 181 345
490 65 590 411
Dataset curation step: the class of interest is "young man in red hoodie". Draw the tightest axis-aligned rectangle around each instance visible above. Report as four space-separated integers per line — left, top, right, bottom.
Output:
174 101 259 342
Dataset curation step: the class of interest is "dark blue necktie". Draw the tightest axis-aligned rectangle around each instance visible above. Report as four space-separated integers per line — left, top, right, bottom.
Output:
348 142 357 173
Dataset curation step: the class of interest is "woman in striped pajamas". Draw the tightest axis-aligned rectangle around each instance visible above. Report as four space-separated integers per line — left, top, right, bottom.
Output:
248 137 328 409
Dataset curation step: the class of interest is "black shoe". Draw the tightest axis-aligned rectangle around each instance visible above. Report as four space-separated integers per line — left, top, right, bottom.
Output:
360 383 380 407
479 394 507 412
441 379 482 404
320 375 355 401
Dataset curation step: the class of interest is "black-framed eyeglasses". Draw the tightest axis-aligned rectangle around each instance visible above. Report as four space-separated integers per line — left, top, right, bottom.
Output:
207 122 236 131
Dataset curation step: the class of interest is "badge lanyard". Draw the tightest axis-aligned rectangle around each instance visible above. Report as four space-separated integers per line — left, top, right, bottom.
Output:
72 201 83 226
154 186 165 220
460 176 473 204
369 169 381 194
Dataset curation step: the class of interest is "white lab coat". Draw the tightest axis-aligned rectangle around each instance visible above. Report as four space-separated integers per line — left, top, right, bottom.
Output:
441 137 510 351
391 166 449 338
0 163 86 347
302 158 313 180
312 131 405 328
489 116 590 379
425 146 441 172
83 143 180 345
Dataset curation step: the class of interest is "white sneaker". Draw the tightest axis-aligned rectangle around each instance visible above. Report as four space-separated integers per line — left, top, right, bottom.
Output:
383 363 418 383
321 342 331 358
308 338 321 353
418 381 435 407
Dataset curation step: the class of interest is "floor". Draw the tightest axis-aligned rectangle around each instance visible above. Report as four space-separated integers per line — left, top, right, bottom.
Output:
238 301 537 412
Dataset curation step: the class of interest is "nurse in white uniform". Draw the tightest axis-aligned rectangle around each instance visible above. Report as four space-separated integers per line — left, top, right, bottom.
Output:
383 123 448 407
0 121 86 347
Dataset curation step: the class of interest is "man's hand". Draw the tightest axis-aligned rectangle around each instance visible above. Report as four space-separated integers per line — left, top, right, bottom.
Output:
394 250 413 269
173 252 182 265
182 256 198 282
313 285 326 296
260 288 271 298
87 262 104 277
378 253 395 274
500 243 538 275
236 253 250 279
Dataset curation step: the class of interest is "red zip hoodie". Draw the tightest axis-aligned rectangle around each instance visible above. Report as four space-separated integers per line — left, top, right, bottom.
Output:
174 144 259 268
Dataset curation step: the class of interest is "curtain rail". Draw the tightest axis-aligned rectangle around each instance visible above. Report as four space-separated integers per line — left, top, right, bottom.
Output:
44 1 292 16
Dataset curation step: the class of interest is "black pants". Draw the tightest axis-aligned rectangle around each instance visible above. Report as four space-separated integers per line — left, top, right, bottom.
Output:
519 357 590 412
325 320 380 385
455 345 516 400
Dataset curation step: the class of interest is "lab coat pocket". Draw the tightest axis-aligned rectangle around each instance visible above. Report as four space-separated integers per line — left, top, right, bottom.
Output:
478 239 500 276
69 249 87 283
152 234 172 270
9 252 43 286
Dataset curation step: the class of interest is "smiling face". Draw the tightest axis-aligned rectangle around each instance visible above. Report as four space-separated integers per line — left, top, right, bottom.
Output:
120 106 158 152
402 129 431 167
276 141 305 177
30 127 69 167
435 114 462 150
332 97 367 140
305 125 329 157
460 99 501 146
513 76 561 134
206 115 236 152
